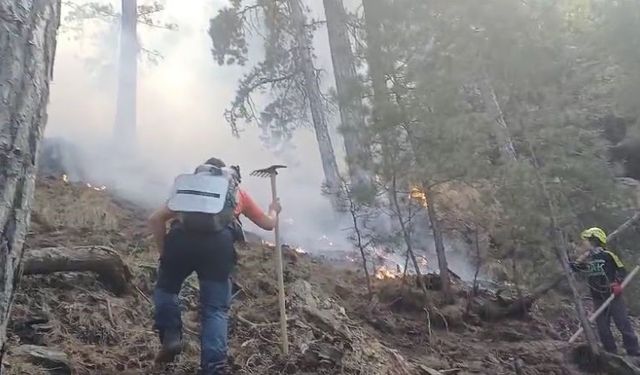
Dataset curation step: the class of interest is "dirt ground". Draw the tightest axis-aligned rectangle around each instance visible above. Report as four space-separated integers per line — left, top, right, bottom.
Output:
3 176 637 374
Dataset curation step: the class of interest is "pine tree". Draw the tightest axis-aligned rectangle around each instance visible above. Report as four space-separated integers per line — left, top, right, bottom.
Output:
0 0 61 362
323 0 370 187
210 0 342 200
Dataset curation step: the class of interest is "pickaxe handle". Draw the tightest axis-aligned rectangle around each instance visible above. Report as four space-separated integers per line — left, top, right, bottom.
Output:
568 265 640 343
270 173 289 354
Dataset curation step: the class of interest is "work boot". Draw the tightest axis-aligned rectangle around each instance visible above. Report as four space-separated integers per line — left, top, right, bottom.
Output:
155 329 183 364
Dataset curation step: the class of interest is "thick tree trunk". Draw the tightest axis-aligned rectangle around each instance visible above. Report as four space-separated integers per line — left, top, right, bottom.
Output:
289 0 341 197
113 0 138 153
0 0 61 362
423 185 453 304
323 0 369 187
22 246 131 295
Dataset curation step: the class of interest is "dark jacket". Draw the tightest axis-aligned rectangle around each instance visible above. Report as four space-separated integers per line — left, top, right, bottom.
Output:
571 247 627 300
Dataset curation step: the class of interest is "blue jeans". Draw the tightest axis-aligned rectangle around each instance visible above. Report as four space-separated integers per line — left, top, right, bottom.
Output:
154 225 235 371
154 280 231 370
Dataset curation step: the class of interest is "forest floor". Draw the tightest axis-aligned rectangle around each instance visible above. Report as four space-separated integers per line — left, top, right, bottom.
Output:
3 176 639 374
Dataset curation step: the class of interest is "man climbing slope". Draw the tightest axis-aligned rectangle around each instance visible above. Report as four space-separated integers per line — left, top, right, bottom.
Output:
148 157 281 374
571 227 640 356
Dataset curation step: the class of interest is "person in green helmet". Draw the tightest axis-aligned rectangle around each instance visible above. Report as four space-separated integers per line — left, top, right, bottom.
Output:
570 227 640 356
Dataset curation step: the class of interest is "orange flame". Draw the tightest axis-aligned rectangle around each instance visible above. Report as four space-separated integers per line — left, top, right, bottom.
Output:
375 265 400 280
409 187 428 208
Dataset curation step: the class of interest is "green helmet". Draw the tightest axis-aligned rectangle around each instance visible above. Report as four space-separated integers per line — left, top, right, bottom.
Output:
580 227 607 245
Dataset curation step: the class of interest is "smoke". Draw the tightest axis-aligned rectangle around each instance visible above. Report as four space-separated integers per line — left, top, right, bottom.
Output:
46 0 350 251
45 0 477 280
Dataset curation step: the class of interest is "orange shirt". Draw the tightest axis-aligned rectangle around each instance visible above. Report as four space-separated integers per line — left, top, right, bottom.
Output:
234 189 265 224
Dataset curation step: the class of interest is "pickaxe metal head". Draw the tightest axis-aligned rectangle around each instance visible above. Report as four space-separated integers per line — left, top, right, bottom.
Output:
250 165 287 178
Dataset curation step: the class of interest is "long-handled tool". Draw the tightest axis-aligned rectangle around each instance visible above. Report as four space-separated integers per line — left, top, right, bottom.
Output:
251 164 288 354
568 265 640 344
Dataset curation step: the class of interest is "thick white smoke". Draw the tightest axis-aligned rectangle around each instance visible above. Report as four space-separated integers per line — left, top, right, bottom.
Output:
46 0 351 251
45 0 476 280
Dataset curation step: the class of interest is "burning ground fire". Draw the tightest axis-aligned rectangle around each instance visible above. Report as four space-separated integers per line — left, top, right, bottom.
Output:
260 235 429 282
61 174 107 191
374 265 401 280
262 240 308 254
409 186 428 208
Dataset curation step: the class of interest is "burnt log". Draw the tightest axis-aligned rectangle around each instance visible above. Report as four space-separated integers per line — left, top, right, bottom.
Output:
0 0 62 363
22 246 131 295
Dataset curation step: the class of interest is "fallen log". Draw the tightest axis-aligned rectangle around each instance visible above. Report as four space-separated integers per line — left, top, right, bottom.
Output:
22 246 131 295
11 345 71 375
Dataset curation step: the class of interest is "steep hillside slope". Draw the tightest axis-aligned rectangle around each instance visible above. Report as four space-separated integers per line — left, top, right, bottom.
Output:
3 176 634 374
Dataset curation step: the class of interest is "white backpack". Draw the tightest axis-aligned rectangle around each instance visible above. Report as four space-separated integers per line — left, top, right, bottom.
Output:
167 164 239 232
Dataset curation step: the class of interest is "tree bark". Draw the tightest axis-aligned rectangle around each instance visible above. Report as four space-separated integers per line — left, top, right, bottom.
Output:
289 0 341 197
323 0 369 187
113 0 138 153
424 185 453 304
22 246 131 295
0 0 61 362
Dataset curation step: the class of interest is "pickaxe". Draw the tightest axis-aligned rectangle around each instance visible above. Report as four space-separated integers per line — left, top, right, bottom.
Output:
250 164 288 354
